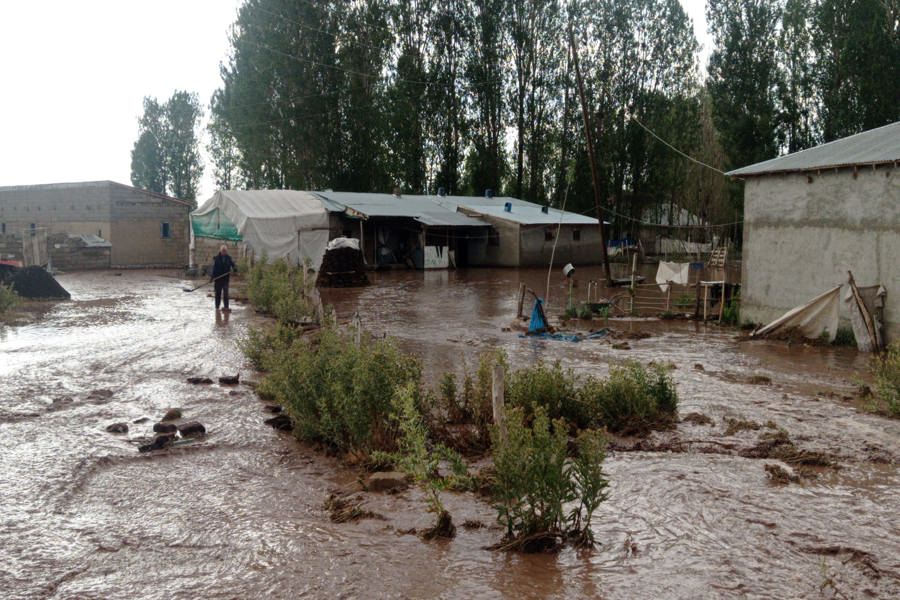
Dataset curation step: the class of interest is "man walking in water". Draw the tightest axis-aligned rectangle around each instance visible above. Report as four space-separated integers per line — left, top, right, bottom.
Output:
211 245 237 311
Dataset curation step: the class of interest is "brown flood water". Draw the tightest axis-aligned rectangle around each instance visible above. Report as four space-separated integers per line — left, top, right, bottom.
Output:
1 268 898 599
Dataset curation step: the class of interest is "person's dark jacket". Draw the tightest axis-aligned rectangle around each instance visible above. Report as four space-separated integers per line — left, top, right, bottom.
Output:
211 254 237 280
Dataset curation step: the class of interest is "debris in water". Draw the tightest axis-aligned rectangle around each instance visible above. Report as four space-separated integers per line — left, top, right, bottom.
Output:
724 417 762 436
612 342 631 350
138 433 175 453
764 463 800 484
323 493 384 523
420 510 456 540
218 374 240 385
693 363 705 371
105 422 128 434
461 519 487 530
682 412 714 426
186 376 213 385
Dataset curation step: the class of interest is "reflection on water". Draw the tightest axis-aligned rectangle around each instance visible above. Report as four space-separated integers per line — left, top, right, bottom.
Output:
0 269 896 599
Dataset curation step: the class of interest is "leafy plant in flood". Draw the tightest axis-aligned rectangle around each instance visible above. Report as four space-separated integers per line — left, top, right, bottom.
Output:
869 342 900 418
0 283 19 316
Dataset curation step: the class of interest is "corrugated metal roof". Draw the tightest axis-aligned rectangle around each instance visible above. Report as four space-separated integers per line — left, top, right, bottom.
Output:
311 191 489 227
727 121 900 177
431 195 598 225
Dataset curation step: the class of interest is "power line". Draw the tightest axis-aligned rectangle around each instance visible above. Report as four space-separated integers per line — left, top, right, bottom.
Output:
631 115 728 176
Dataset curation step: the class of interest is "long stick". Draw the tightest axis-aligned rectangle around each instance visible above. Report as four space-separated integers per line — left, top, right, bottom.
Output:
183 271 232 293
567 12 612 284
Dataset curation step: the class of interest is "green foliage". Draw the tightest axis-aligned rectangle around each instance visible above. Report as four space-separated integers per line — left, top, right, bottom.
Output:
490 407 609 549
579 362 679 435
869 342 900 418
674 294 694 308
262 326 422 453
0 283 19 315
506 360 583 428
246 256 316 323
722 295 740 325
238 322 302 372
470 349 508 443
130 91 203 204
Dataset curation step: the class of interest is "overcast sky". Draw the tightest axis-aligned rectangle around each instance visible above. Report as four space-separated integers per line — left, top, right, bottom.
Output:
0 1 711 199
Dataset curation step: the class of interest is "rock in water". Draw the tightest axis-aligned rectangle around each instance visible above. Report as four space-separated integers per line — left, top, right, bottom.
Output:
105 422 129 434
187 376 213 384
264 414 292 431
153 422 178 434
263 404 283 414
218 374 240 385
138 433 175 453
161 408 182 421
177 421 206 437
365 471 410 493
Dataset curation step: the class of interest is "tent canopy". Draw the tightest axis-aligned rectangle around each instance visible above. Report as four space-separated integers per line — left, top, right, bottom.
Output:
192 190 330 267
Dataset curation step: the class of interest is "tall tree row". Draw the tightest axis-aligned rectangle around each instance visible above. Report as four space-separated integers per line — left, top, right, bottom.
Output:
198 0 899 241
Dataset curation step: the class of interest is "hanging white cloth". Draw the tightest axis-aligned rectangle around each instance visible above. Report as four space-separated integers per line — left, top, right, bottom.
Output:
656 261 690 292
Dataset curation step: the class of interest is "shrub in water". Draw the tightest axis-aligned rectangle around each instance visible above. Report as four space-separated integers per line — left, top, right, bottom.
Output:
579 362 678 435
506 360 584 428
490 407 609 551
263 326 422 452
870 342 900 418
246 256 316 323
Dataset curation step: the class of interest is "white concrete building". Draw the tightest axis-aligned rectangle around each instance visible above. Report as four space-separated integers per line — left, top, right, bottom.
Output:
728 121 900 341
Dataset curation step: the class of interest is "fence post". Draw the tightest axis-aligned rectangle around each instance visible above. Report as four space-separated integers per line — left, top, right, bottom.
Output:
516 282 526 319
353 311 362 347
492 365 506 443
666 285 671 312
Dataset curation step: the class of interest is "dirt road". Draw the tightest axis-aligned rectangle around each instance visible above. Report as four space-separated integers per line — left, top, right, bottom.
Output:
1 269 897 599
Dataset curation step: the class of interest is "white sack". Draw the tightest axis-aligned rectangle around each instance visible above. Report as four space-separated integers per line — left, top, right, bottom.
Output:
656 261 690 292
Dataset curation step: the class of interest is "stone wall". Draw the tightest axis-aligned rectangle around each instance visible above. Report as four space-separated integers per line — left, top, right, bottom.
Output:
741 166 899 341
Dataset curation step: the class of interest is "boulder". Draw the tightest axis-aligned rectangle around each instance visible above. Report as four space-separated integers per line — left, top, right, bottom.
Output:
177 421 206 437
365 471 410 493
264 414 292 431
187 376 213 385
105 422 129 434
153 422 178 434
218 374 240 385
162 408 182 421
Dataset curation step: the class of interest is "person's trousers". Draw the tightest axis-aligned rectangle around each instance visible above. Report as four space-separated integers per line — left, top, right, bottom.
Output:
214 277 230 309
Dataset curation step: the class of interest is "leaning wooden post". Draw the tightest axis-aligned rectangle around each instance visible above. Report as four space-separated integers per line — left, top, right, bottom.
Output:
353 311 362 347
516 282 526 319
666 285 671 312
492 365 506 443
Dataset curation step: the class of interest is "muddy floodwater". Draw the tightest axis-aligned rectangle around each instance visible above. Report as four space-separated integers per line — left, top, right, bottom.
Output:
1 269 898 599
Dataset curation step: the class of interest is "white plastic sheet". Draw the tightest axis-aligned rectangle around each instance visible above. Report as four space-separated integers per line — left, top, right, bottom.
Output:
326 237 360 251
193 190 330 268
752 286 841 342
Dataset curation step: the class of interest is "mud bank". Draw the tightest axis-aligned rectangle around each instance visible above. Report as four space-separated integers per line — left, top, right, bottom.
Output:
0 269 897 599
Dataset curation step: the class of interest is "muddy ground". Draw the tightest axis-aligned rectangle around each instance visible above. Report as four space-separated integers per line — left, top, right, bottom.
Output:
1 268 897 599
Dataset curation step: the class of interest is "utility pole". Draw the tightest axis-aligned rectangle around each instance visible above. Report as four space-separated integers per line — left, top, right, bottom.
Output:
568 15 612 284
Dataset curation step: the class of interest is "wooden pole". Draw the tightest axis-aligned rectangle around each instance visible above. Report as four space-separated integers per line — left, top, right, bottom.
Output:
492 365 506 443
516 282 526 319
568 19 612 284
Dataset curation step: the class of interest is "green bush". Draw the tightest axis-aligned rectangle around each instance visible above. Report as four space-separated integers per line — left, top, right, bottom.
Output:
246 256 316 323
870 342 900 418
490 407 609 550
239 322 303 371
0 283 19 316
262 326 422 452
506 360 583 428
722 295 740 325
579 362 678 435
833 326 856 347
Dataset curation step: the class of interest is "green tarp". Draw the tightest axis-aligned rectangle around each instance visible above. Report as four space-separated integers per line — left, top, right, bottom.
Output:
191 208 242 241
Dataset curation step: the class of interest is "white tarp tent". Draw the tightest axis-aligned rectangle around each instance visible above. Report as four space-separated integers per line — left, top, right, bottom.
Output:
752 286 841 342
192 190 331 268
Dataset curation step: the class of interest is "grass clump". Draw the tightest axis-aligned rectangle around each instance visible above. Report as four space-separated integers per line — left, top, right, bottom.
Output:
491 407 609 552
578 362 678 435
868 342 900 418
506 360 582 427
0 283 19 316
